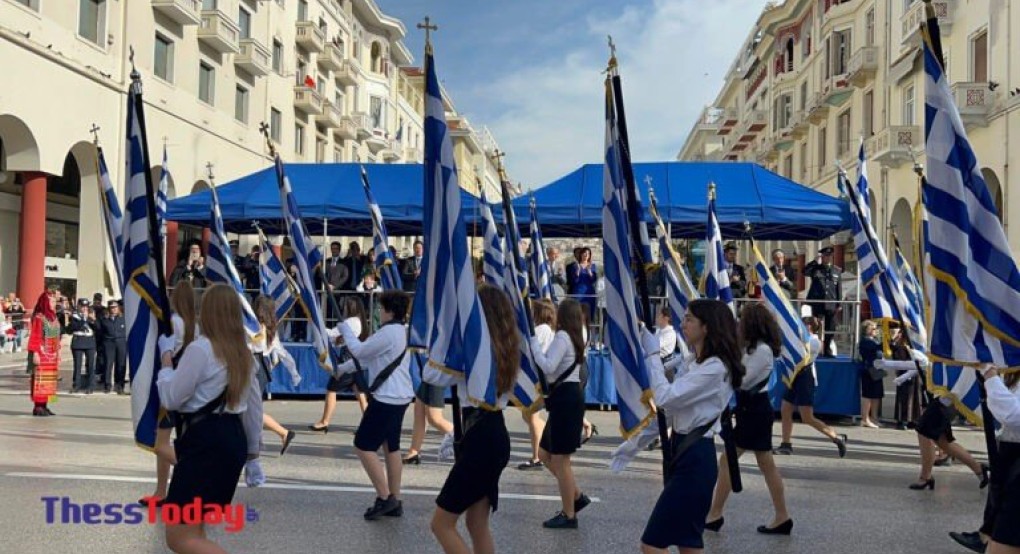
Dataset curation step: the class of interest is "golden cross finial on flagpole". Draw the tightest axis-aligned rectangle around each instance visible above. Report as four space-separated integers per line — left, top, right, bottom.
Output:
417 16 438 46
89 124 101 144
607 35 618 71
258 121 277 157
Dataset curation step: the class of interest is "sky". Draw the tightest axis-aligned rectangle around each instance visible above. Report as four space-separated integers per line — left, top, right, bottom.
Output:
376 0 771 188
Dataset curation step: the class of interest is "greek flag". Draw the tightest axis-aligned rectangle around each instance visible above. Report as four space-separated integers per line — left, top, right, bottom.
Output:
603 68 653 438
409 43 498 408
751 243 811 387
362 167 403 291
157 147 168 249
96 145 124 293
273 156 333 371
255 226 296 322
701 186 733 308
649 192 698 331
528 197 553 300
205 186 261 340
123 76 171 450
479 189 504 289
892 234 928 352
922 14 1020 371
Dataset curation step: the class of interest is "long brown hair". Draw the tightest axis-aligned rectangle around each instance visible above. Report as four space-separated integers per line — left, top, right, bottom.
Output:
688 299 744 388
170 281 197 350
199 285 252 409
478 285 520 396
555 298 585 365
342 296 369 341
1004 372 1020 389
739 303 781 357
531 298 556 328
253 296 277 343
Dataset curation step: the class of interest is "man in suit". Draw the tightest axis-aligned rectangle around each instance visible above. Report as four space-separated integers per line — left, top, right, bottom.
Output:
804 246 842 357
342 242 365 292
238 245 262 295
99 300 128 395
401 240 424 292
324 241 348 322
724 242 747 298
770 248 797 298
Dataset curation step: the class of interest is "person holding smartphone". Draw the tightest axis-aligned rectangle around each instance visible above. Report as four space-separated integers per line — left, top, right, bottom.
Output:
169 241 208 289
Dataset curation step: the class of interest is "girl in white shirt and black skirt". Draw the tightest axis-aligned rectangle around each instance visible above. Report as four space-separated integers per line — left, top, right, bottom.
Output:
155 284 263 554
640 299 744 553
971 366 1020 554
530 298 591 529
331 290 414 520
427 284 522 553
518 298 555 471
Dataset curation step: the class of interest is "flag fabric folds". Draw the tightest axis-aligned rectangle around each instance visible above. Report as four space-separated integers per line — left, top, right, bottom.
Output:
891 234 928 352
602 69 653 438
409 44 498 408
255 227 297 322
272 156 333 371
528 198 553 300
205 186 261 340
123 77 171 449
751 243 811 387
701 186 734 308
96 145 124 293
649 192 698 331
479 190 505 289
362 167 403 291
157 147 168 250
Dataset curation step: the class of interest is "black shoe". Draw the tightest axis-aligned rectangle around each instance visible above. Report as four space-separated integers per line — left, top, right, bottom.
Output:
757 519 793 535
774 443 793 455
934 455 953 467
116 386 126 395
978 464 990 489
280 430 296 456
574 493 591 514
85 388 93 395
705 517 724 532
402 453 421 465
645 437 661 452
834 434 848 458
32 407 46 417
896 422 908 430
517 459 544 471
542 512 577 529
581 424 599 445
308 424 329 434
909 478 935 490
44 407 55 416
384 500 403 518
104 387 111 394
949 531 987 553
364 495 401 521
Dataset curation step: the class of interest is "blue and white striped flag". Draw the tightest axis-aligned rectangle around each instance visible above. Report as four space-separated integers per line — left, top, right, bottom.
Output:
362 167 403 291
528 197 553 300
479 189 504 289
96 145 124 293
922 15 1020 372
752 243 811 387
892 234 928 352
409 43 498 408
649 193 698 331
273 156 333 371
123 76 171 450
205 186 261 340
255 227 297 322
157 147 168 249
701 185 733 308
603 70 653 438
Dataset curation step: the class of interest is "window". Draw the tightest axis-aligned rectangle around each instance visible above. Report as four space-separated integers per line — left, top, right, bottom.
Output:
154 33 174 82
295 123 305 155
234 85 249 123
863 90 874 137
369 96 384 129
198 62 215 105
316 136 327 163
334 91 345 113
272 40 284 73
972 30 988 83
800 81 808 111
865 8 876 46
14 0 40 10
776 94 793 129
800 143 808 180
298 0 308 21
802 29 811 59
270 108 282 143
238 8 252 39
296 58 308 86
903 85 915 125
784 38 794 72
783 155 793 179
318 17 328 35
818 126 827 172
832 29 852 76
78 0 107 46
202 0 217 9
316 76 326 95
371 42 383 73
837 109 852 158
334 148 343 163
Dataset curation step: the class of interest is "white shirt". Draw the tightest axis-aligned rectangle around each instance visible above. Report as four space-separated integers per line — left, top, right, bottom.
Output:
336 321 413 405
648 350 733 436
171 313 201 355
806 333 821 381
156 337 263 456
343 316 362 340
986 375 1020 443
741 342 775 391
656 325 678 359
251 325 301 386
422 367 512 409
530 330 580 384
534 323 555 353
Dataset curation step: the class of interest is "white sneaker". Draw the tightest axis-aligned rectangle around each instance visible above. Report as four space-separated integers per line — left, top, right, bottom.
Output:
438 433 455 461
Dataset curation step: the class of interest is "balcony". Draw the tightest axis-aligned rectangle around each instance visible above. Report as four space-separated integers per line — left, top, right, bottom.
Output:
295 21 325 52
824 74 852 106
902 1 952 46
951 82 995 129
365 130 389 153
380 146 401 162
235 38 270 77
197 10 240 54
717 108 739 135
334 116 358 140
846 46 879 86
151 0 201 25
335 58 363 87
865 125 920 167
755 138 778 164
807 92 830 123
348 112 371 139
692 108 722 134
403 146 423 162
736 110 767 143
318 43 344 71
293 86 323 115
790 111 809 138
316 100 343 128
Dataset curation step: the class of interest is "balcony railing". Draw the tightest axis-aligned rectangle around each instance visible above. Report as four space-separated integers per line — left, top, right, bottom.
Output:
293 86 323 115
295 21 325 52
334 116 358 140
716 108 739 135
736 110 767 142
348 112 371 139
365 130 389 153
197 10 240 54
316 100 343 128
824 74 852 105
807 92 830 123
403 146 423 162
902 1 952 46
865 125 920 167
846 46 879 86
335 58 362 87
951 82 995 129
318 43 344 71
152 0 201 25
235 38 270 77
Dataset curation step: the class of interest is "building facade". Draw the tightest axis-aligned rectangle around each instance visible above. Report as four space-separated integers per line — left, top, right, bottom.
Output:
0 0 503 308
679 0 1020 266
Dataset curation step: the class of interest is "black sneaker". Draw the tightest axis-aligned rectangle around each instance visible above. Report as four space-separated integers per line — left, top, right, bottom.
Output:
542 511 577 529
774 442 793 455
834 434 848 458
517 460 544 471
574 493 591 514
364 495 401 521
949 531 987 554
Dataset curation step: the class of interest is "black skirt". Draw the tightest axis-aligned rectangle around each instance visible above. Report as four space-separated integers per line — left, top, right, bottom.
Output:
734 391 773 452
782 367 816 407
860 371 884 400
540 382 585 455
916 401 956 443
436 408 511 514
989 442 1020 547
415 382 446 408
641 435 717 550
164 413 247 508
354 399 410 452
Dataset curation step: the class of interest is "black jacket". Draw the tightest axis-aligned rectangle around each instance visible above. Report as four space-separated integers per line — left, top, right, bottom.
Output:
68 313 97 350
99 315 126 343
804 260 842 311
169 260 207 288
729 263 747 298
401 256 422 292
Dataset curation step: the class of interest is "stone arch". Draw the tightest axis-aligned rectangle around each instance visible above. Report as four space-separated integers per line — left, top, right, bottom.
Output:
150 166 178 200
370 41 382 73
192 180 210 193
890 197 914 255
981 167 1003 222
0 114 41 171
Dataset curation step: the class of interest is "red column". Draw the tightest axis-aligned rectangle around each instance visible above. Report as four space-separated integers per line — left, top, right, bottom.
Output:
201 227 211 257
796 253 806 293
833 244 846 268
165 221 179 280
18 172 47 312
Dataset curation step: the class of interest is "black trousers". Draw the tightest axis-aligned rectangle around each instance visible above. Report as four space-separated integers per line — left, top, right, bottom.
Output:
71 348 96 391
103 340 128 387
95 346 107 386
894 373 920 423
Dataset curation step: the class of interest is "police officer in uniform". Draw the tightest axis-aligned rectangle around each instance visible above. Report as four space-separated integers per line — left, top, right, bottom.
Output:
803 247 842 358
